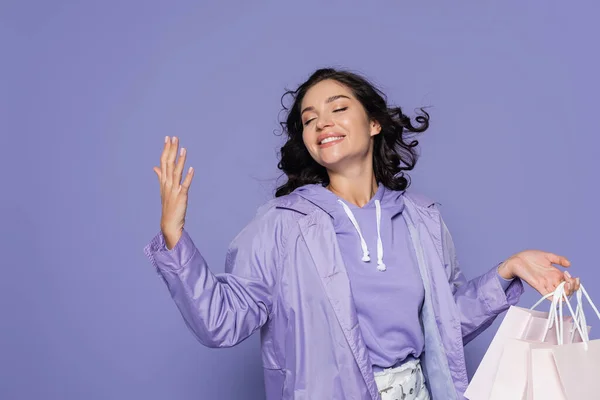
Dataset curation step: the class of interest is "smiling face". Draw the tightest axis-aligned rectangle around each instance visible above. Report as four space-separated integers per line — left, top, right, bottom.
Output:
300 79 381 172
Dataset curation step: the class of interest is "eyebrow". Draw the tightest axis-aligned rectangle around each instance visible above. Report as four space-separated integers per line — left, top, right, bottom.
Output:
301 94 351 116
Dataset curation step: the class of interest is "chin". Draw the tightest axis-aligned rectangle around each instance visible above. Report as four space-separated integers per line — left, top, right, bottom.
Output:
316 146 347 163
318 155 350 171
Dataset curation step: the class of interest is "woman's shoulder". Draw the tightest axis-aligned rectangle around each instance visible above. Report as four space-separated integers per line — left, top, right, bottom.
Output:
403 190 440 210
255 192 319 219
235 193 310 238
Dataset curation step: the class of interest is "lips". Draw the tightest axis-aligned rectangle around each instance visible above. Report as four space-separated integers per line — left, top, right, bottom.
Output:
317 133 346 145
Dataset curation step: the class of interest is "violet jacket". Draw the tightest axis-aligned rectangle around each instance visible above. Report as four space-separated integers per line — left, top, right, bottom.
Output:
144 190 524 399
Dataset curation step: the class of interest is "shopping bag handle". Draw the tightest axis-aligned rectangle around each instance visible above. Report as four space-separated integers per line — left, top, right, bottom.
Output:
529 282 599 322
530 282 600 349
530 282 573 344
571 284 600 343
551 282 585 347
530 283 572 311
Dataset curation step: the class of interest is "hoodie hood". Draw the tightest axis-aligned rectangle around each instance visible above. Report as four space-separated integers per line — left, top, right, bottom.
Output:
294 183 406 271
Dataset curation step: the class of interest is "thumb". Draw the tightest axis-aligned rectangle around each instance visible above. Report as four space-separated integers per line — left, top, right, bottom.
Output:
153 167 162 184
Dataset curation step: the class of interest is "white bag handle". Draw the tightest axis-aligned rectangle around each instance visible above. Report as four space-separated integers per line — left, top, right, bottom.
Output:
530 281 600 350
553 282 585 347
571 284 600 343
547 282 569 345
530 282 572 344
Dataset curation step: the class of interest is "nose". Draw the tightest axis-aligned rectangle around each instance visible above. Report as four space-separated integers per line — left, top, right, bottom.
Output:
316 115 334 130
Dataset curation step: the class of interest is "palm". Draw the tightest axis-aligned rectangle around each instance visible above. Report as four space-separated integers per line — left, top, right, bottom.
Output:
507 250 578 298
153 136 195 249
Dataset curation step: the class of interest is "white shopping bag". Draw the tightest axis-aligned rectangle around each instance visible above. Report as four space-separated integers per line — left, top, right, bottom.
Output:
535 285 600 399
491 281 600 400
465 291 585 400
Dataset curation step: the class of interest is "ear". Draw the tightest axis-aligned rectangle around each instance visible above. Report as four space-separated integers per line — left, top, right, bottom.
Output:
369 120 382 137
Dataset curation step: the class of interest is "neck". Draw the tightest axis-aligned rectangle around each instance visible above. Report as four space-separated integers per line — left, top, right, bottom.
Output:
326 164 378 208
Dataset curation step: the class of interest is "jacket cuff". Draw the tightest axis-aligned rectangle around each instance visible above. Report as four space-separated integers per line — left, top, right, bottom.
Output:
479 264 524 315
497 269 515 291
143 229 197 274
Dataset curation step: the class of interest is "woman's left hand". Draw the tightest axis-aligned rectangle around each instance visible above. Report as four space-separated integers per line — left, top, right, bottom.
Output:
498 250 580 298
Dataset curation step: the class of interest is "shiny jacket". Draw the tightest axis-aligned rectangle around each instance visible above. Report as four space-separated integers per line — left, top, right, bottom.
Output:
144 190 524 399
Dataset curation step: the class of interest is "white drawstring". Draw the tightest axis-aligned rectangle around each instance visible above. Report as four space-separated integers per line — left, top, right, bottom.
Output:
375 200 386 271
337 199 370 262
337 199 386 271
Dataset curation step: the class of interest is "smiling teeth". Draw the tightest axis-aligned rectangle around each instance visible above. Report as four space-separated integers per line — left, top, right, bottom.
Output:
321 136 344 144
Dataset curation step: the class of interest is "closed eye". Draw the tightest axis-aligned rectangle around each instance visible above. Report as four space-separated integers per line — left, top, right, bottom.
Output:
303 107 347 126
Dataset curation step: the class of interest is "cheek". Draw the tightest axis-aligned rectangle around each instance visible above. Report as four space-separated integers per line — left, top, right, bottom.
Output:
339 112 364 129
301 130 310 147
340 115 371 139
302 126 317 146
301 130 316 155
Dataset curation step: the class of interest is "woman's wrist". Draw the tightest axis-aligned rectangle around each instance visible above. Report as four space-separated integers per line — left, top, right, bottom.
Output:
498 260 516 280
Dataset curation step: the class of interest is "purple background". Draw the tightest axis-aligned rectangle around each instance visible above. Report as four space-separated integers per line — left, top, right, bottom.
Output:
2 1 599 399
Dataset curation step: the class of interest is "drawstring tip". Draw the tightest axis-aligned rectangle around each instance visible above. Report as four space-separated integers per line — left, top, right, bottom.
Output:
362 254 370 262
377 263 386 271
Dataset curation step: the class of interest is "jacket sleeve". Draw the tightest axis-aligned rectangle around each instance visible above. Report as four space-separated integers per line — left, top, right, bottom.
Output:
143 209 283 348
440 215 524 345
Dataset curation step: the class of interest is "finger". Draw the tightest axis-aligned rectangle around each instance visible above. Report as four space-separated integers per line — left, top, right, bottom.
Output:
166 136 178 187
563 272 571 293
564 280 573 296
547 252 571 268
565 272 580 292
160 136 170 185
173 147 186 187
181 166 194 194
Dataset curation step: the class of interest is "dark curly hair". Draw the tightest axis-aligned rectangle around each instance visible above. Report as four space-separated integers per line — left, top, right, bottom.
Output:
275 68 430 198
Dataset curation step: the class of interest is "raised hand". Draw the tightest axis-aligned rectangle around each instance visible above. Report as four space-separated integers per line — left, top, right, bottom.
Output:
153 136 194 249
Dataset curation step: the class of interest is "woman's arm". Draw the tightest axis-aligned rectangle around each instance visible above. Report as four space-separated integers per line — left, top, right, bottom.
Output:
144 208 284 348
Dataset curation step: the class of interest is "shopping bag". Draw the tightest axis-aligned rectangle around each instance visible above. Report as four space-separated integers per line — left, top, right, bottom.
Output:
539 284 600 399
488 338 531 400
529 346 568 399
488 339 553 400
464 291 584 400
527 285 576 400
482 281 594 400
489 332 592 400
488 287 591 400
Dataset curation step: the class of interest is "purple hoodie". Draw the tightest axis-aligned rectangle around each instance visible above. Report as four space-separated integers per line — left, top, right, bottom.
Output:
295 183 425 372
144 187 523 399
295 183 514 373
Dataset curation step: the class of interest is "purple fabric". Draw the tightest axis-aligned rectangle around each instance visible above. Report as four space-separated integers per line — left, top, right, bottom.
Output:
144 188 524 399
294 183 425 372
498 273 514 291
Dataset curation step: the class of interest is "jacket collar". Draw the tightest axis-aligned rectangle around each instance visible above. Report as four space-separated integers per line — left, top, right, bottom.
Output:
272 189 437 216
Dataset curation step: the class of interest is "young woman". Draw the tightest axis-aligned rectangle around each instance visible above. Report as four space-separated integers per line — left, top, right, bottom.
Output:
144 68 579 400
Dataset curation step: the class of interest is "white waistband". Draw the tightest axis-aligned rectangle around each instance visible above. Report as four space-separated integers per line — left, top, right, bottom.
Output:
374 358 420 377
